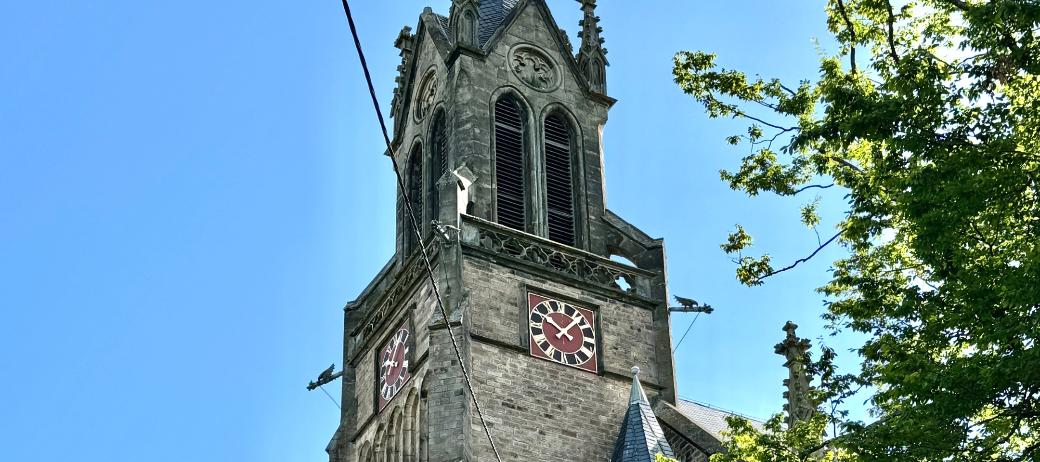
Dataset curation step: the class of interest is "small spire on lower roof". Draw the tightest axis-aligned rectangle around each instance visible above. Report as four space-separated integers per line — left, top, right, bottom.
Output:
612 366 676 462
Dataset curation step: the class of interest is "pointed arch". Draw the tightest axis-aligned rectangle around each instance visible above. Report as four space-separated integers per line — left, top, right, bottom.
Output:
358 441 372 462
406 142 424 253
418 375 430 461
374 424 385 462
391 407 404 462
404 388 419 461
428 109 449 226
591 57 605 92
543 112 577 246
457 9 477 46
382 418 394 462
492 90 531 232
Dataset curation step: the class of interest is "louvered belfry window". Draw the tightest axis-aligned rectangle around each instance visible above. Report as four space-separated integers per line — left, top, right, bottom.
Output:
406 144 423 252
429 111 448 223
544 114 576 246
494 96 527 231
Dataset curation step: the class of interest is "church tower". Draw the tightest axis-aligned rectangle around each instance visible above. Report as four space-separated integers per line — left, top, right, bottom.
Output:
327 2 730 460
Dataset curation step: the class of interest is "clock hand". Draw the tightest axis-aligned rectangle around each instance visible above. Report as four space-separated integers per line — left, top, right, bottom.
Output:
542 315 574 341
387 340 403 370
541 315 565 330
555 318 581 340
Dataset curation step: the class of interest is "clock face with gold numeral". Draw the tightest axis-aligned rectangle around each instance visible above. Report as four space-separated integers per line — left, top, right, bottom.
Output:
527 292 598 374
377 325 411 411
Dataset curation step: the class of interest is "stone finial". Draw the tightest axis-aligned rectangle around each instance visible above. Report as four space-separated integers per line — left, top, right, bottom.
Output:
575 0 608 94
450 0 480 47
629 366 648 404
774 321 815 427
390 26 415 119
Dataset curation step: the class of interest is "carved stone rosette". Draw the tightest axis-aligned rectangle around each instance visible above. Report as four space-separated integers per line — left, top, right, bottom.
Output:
509 45 560 92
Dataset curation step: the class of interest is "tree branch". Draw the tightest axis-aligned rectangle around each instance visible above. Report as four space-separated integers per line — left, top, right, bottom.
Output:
733 110 799 133
762 230 843 280
831 156 865 173
793 183 836 194
885 0 901 65
836 0 858 73
942 0 971 11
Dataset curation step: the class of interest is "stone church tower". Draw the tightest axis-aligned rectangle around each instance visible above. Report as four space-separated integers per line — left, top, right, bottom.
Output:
326 1 754 460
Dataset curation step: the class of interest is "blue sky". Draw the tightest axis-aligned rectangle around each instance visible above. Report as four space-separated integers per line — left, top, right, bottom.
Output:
1 1 861 460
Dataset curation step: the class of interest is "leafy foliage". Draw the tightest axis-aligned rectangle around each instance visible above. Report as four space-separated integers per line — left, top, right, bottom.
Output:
675 0 1040 461
711 414 859 462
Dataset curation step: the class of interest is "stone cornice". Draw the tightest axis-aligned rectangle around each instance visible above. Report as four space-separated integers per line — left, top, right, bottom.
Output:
347 248 441 360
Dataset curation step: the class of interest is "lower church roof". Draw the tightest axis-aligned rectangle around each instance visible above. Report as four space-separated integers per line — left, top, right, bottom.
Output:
673 399 766 443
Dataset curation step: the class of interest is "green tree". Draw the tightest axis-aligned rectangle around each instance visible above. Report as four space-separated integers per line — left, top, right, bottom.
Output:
711 341 862 462
674 0 1040 461
711 414 859 462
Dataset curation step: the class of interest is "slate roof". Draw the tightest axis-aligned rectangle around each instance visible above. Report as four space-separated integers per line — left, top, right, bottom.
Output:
429 0 518 47
674 399 766 442
612 368 676 462
434 13 450 32
478 0 520 45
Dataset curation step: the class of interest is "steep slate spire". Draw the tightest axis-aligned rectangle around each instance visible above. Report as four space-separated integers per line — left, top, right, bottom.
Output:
774 321 816 428
390 26 416 120
449 0 480 47
611 367 676 462
575 0 608 94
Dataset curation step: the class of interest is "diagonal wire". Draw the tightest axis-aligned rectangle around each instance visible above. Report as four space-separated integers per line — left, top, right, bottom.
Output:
672 312 702 353
319 385 342 410
336 1 503 460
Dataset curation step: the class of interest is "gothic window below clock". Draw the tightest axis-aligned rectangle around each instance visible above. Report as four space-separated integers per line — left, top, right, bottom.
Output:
363 442 374 462
404 388 418 460
543 113 577 246
493 95 527 232
406 144 423 253
429 110 448 227
418 376 430 462
391 408 404 462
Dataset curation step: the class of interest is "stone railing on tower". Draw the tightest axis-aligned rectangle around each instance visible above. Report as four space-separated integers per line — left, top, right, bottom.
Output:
459 214 656 301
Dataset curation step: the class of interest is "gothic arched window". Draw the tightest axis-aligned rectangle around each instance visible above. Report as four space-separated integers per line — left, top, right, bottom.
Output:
418 379 430 462
406 144 423 252
544 113 576 246
404 389 418 461
493 95 527 231
458 10 477 46
359 442 372 462
429 111 448 225
392 409 404 462
591 58 605 92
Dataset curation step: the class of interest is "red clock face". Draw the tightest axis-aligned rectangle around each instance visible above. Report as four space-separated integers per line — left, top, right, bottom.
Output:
377 326 411 411
528 293 598 373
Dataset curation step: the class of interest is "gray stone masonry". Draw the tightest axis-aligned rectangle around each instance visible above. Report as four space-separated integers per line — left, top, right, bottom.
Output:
328 1 690 461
